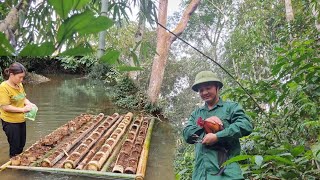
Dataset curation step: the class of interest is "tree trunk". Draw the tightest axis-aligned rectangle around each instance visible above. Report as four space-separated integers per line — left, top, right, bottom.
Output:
284 0 294 22
97 0 109 58
0 0 31 47
311 2 320 32
147 0 201 103
284 0 294 40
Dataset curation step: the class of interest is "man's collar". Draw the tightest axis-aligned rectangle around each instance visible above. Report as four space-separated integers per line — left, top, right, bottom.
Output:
200 98 224 110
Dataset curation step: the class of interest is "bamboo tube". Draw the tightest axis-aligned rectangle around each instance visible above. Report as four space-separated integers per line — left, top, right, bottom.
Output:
100 132 128 172
76 114 122 170
87 112 133 171
10 114 95 168
29 145 60 167
41 114 105 167
113 164 124 173
124 158 138 174
124 116 148 174
0 161 11 172
41 114 94 146
86 140 116 171
6 165 136 179
101 117 142 171
63 114 116 169
86 149 111 171
136 118 154 180
112 115 144 174
112 151 129 173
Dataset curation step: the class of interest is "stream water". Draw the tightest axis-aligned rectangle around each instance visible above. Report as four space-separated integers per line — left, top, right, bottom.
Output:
0 75 176 180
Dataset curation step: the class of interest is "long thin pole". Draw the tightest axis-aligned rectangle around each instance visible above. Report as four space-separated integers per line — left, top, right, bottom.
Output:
136 118 155 180
6 165 136 179
97 0 109 58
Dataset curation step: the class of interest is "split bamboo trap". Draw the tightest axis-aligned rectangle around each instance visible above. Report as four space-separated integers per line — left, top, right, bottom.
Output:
0 112 155 180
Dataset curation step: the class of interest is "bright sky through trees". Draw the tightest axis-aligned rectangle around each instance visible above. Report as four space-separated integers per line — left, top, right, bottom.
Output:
130 0 181 20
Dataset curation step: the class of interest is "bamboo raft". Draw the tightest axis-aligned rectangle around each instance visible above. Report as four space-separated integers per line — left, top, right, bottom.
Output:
0 112 155 180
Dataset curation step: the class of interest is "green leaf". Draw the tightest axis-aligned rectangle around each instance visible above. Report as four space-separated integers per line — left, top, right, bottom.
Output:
72 0 90 10
311 141 320 161
130 51 139 66
19 42 55 56
57 11 113 45
274 47 285 53
48 0 90 20
59 46 93 56
264 155 294 165
288 81 298 91
290 145 305 157
222 155 252 166
117 65 143 72
0 32 15 56
254 155 263 167
77 16 114 35
100 49 120 65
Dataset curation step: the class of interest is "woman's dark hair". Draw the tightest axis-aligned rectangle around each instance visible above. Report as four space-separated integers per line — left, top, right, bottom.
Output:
3 62 27 80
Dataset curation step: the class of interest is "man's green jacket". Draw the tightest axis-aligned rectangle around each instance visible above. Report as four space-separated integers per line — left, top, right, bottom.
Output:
183 98 253 180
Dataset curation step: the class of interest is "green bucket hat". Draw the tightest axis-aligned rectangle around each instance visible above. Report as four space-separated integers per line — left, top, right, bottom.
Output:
191 71 223 92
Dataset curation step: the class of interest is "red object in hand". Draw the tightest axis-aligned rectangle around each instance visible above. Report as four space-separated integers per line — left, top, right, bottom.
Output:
197 117 223 133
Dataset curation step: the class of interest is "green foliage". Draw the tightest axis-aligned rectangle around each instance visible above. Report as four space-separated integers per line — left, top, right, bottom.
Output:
117 65 143 72
222 39 320 179
222 144 320 179
0 32 15 56
112 76 162 114
115 76 139 96
56 10 113 46
0 1 114 57
87 62 116 84
112 76 142 109
0 0 158 69
107 0 157 25
59 46 94 56
100 48 121 65
100 23 156 72
19 42 55 57
143 101 162 114
57 56 97 73
174 142 195 180
172 1 320 179
48 0 90 20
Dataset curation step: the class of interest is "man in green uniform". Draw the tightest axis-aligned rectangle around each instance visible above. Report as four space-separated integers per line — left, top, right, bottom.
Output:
183 71 253 180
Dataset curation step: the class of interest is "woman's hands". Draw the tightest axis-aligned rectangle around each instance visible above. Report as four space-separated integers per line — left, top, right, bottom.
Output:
22 104 33 113
23 99 36 113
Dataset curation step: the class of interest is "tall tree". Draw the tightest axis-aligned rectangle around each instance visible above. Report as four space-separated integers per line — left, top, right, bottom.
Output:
147 0 201 103
284 0 294 22
0 0 31 48
97 0 109 58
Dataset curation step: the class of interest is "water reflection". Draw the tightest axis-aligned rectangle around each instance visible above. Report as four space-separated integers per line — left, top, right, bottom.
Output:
0 75 175 180
145 121 176 180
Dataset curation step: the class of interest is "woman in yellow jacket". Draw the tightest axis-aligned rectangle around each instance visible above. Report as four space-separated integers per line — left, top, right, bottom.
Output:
0 62 35 157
